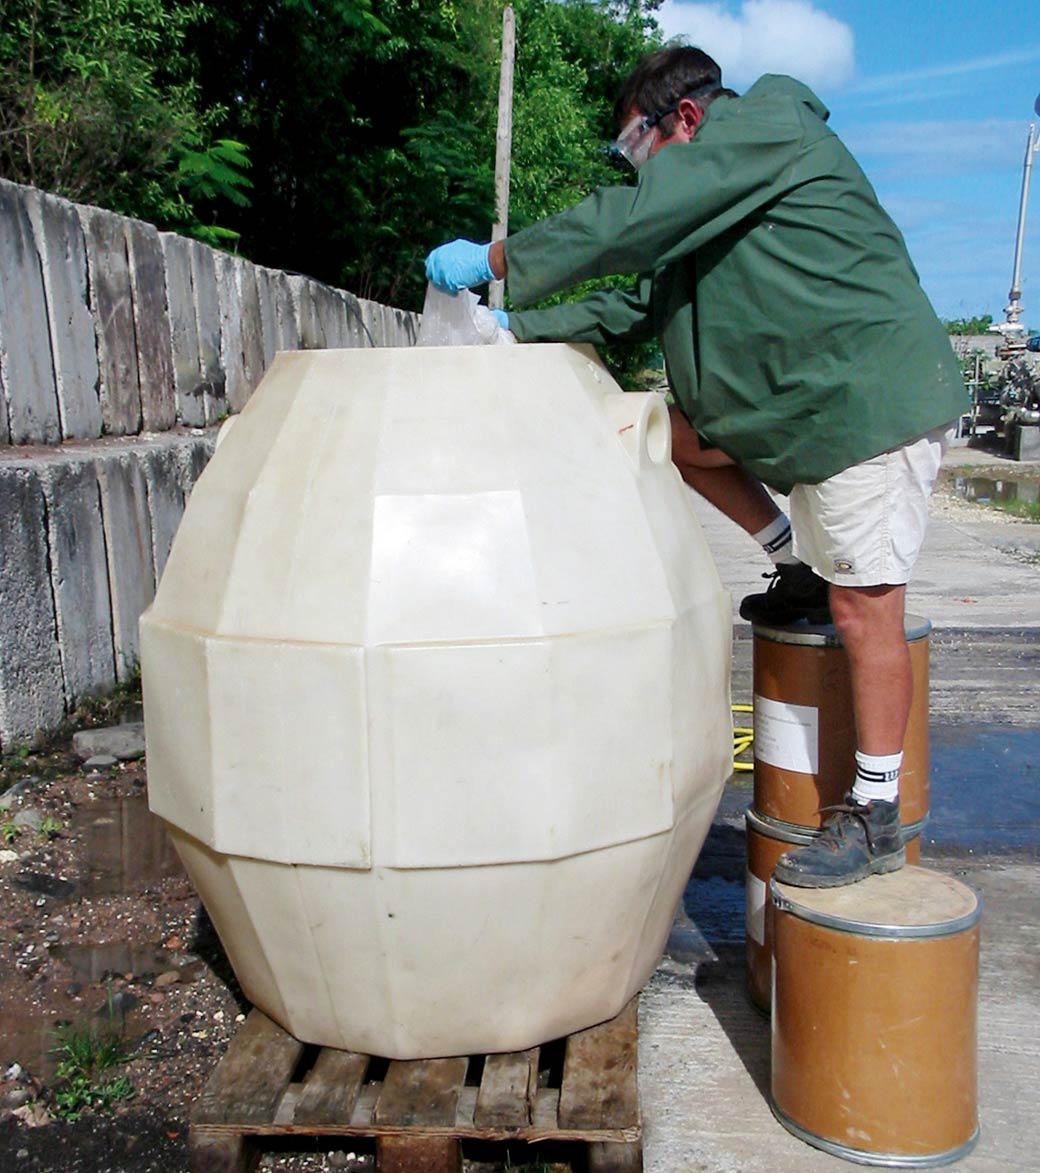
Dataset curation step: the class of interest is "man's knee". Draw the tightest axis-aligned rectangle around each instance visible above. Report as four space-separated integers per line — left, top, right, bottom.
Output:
668 406 735 469
829 583 906 647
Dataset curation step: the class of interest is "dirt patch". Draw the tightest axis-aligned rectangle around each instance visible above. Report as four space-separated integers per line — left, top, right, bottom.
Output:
0 742 379 1171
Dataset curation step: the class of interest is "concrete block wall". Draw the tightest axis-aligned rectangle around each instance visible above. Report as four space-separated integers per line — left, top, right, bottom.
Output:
0 179 420 746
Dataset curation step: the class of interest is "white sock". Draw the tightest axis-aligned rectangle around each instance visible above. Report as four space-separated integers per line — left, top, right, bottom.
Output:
852 751 902 805
753 515 798 566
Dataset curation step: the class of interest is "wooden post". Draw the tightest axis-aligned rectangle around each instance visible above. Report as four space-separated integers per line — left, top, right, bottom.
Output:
489 5 515 311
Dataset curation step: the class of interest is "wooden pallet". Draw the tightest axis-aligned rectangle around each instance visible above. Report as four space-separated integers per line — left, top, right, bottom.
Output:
190 999 642 1172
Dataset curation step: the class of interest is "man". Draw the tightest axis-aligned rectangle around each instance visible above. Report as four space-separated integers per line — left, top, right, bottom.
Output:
425 46 966 887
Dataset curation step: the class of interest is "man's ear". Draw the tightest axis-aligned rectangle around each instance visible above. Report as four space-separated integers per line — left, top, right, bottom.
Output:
676 97 705 137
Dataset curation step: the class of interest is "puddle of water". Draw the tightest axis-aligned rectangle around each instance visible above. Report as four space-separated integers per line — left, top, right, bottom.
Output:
0 1010 65 1081
50 943 178 984
683 875 746 945
952 475 1040 506
928 724 1040 854
71 794 185 896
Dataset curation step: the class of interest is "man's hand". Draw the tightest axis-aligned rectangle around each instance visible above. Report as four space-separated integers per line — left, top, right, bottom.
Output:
425 240 496 291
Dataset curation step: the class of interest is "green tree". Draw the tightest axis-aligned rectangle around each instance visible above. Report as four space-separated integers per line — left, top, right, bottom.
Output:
190 1 660 308
0 0 251 241
944 314 994 335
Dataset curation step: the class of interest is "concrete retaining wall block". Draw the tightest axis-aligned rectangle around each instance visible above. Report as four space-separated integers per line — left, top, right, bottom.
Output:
189 240 225 424
81 204 142 436
43 459 116 708
0 466 66 747
255 267 279 369
270 269 301 352
23 188 102 440
215 251 247 413
142 442 187 584
238 258 266 400
126 218 176 432
98 451 155 680
160 232 205 427
0 180 61 444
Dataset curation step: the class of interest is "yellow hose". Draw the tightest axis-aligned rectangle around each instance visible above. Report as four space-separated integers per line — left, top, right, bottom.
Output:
732 702 754 772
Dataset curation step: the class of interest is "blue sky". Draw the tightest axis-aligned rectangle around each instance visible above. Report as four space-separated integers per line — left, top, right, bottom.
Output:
655 0 1040 324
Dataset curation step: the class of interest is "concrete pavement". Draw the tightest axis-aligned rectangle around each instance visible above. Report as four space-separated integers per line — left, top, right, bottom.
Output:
638 446 1040 1170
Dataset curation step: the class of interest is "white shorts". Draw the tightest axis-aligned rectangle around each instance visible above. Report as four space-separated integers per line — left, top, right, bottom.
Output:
789 423 955 587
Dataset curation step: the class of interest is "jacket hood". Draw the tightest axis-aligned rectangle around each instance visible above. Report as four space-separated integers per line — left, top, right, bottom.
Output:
744 74 830 122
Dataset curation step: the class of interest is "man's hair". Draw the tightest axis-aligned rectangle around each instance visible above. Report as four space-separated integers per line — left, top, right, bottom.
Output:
614 45 736 127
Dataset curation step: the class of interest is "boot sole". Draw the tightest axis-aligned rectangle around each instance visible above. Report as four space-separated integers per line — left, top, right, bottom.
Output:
738 605 834 626
774 846 906 890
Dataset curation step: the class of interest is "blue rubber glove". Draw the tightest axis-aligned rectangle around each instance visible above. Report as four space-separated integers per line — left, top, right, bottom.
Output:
490 309 509 330
425 239 496 291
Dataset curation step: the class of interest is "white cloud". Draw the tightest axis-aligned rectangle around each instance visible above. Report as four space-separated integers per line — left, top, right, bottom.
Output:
654 0 855 92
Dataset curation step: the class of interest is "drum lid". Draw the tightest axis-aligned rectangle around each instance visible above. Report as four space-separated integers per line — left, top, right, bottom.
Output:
771 866 980 938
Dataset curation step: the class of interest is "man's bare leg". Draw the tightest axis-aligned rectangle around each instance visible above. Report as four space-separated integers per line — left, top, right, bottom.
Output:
774 582 909 887
669 406 780 534
829 583 911 754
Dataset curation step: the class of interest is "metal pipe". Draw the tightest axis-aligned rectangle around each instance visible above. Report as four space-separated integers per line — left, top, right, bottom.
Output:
1005 123 1038 327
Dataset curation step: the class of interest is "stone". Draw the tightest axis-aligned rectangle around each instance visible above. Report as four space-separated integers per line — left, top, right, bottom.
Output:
42 458 116 707
154 970 180 987
0 466 67 746
73 722 145 761
3 1087 32 1109
161 233 204 426
11 809 42 831
125 217 176 431
215 251 247 412
80 204 142 435
83 754 119 770
0 850 19 863
100 989 139 1017
0 179 61 444
97 452 155 679
188 240 225 424
23 188 102 439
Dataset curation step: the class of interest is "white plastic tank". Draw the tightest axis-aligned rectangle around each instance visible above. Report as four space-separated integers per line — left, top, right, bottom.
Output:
141 344 731 1058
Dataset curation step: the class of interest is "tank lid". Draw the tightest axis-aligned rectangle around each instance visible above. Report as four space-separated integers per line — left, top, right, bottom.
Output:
752 613 932 648
770 867 980 938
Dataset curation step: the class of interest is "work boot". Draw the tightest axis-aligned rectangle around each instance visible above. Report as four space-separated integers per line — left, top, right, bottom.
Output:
773 796 905 888
738 562 832 625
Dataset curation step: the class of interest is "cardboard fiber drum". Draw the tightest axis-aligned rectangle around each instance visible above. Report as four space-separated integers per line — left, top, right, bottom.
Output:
752 616 930 828
771 868 980 1166
744 808 924 1013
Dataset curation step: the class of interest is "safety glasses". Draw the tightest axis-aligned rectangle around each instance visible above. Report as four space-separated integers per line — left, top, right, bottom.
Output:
610 83 721 170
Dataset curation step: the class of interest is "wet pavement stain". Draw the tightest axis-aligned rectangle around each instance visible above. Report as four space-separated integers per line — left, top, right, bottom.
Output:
951 474 1040 506
928 723 1040 854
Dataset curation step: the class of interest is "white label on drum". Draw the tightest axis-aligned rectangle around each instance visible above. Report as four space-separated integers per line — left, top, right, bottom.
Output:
753 695 819 774
747 871 766 946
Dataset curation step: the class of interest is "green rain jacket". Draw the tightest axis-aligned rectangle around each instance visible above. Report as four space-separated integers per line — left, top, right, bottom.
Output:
503 75 966 495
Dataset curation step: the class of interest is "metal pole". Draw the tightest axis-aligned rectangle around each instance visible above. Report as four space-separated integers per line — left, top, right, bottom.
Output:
1004 123 1038 333
489 6 515 311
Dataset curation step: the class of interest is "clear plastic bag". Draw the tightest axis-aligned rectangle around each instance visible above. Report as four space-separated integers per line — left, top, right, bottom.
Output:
417 285 515 347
